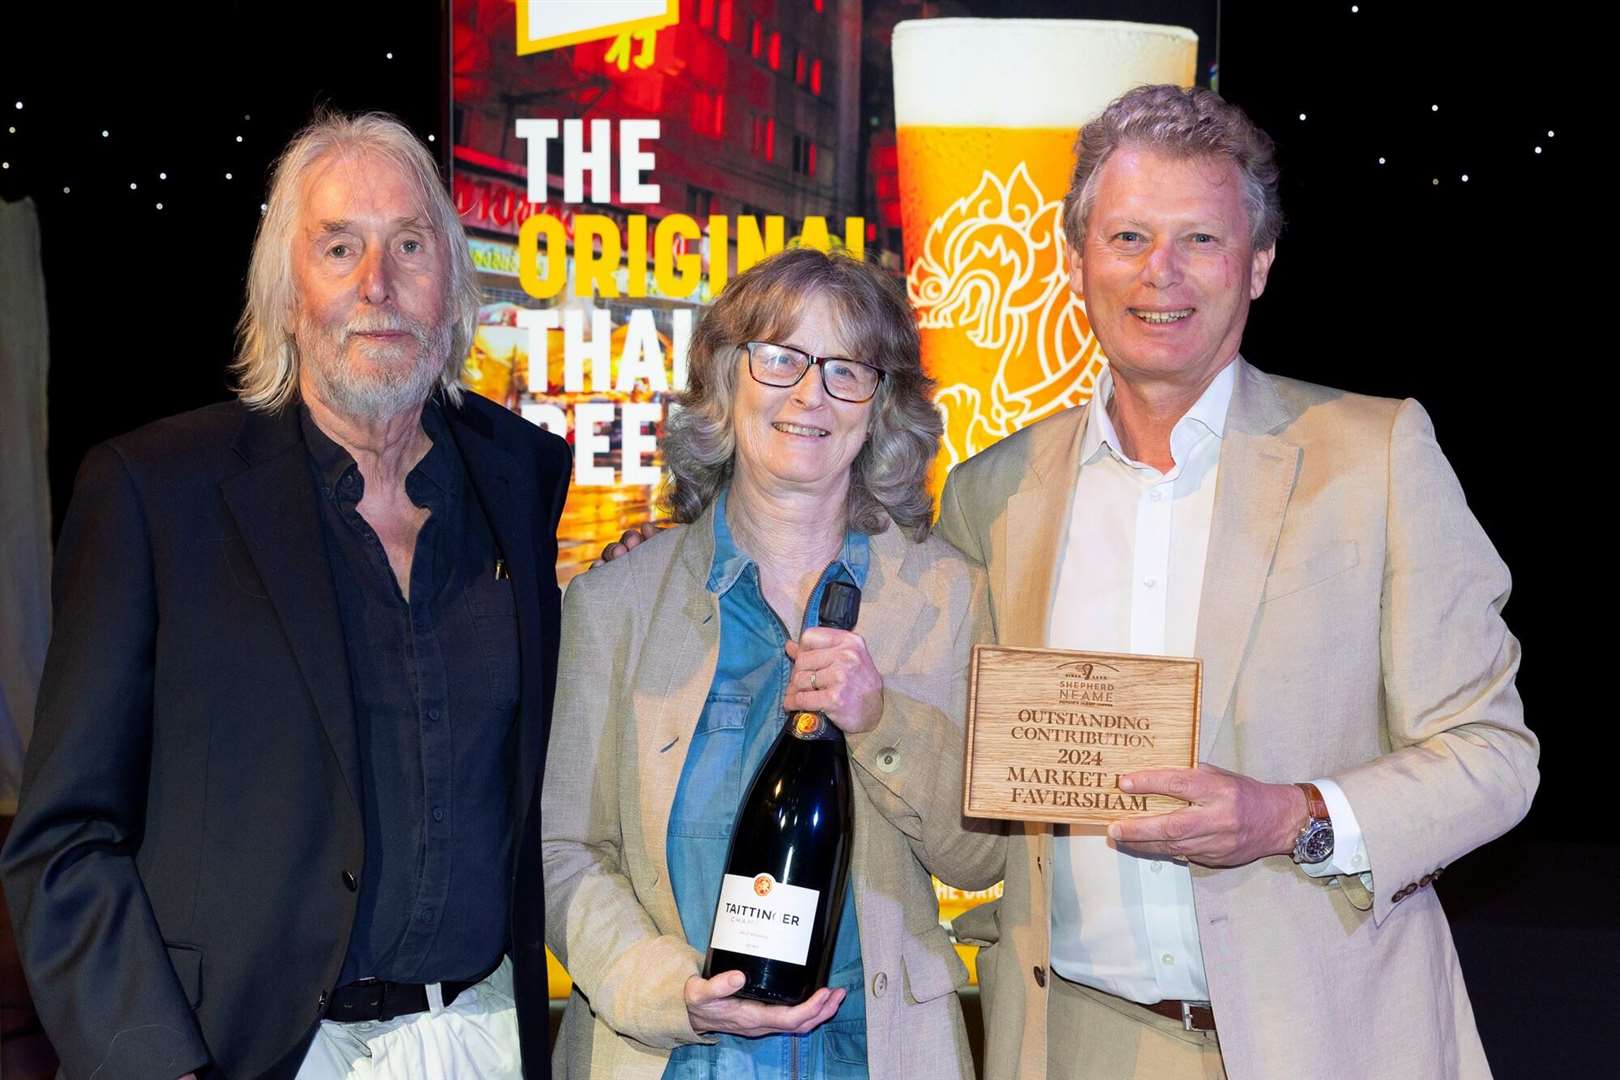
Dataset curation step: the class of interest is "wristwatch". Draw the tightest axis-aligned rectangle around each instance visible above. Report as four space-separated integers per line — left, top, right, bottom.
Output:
1291 782 1334 865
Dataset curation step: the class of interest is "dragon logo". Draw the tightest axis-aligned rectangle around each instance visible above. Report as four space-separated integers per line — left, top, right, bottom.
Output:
907 163 1107 470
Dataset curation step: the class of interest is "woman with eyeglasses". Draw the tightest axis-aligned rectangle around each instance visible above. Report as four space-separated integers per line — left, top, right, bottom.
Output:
541 247 1003 1079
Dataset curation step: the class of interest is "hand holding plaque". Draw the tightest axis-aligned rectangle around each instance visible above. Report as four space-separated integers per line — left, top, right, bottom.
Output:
963 645 1201 826
1106 763 1315 867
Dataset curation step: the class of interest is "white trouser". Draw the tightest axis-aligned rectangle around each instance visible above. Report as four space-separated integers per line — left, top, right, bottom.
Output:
295 956 522 1079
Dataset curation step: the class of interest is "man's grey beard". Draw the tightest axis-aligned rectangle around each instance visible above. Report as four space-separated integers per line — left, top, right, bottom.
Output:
297 311 453 422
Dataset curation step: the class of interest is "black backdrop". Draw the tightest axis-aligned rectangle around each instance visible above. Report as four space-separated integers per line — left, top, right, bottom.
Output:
0 1 1603 1074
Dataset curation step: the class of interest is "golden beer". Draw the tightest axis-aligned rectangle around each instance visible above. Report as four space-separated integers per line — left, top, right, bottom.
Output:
892 20 1197 492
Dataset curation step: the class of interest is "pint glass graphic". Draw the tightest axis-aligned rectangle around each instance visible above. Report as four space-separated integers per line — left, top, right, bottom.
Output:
892 20 1197 489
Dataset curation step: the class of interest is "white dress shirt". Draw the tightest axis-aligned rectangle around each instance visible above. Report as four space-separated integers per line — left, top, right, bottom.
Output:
1046 362 1369 1005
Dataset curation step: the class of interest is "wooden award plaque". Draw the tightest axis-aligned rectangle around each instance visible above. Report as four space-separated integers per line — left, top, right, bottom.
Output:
963 645 1202 825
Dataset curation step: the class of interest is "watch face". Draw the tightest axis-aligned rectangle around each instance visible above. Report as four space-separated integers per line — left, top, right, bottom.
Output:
1300 823 1335 864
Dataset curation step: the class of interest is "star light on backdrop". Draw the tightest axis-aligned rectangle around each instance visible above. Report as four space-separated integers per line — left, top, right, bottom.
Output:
1 4 1562 242
0 14 1592 1080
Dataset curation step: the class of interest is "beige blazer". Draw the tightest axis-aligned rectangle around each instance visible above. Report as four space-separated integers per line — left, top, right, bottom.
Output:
937 359 1538 1080
542 503 1003 1079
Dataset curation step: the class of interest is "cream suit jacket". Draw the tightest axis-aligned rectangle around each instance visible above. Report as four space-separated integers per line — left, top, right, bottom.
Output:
542 502 1003 1079
937 359 1538 1080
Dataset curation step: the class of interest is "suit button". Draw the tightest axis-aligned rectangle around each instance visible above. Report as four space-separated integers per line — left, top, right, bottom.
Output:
871 971 888 997
342 870 358 892
1033 965 1047 988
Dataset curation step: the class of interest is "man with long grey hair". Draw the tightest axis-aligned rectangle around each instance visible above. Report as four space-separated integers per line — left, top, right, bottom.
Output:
936 84 1536 1079
1 111 570 1079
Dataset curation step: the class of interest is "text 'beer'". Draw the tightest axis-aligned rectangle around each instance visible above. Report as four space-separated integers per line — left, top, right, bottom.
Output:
703 581 861 1005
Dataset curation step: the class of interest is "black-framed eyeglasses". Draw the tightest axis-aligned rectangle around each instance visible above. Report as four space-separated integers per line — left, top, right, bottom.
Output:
740 341 884 403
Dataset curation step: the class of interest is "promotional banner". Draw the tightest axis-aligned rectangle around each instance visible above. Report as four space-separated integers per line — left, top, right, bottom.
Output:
451 0 1214 999
453 0 868 585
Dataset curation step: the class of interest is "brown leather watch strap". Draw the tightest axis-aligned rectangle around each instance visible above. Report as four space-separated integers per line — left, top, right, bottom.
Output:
1144 998 1217 1032
1296 782 1330 822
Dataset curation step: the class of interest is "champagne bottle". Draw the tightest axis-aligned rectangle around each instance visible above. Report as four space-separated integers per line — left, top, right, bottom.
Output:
702 581 861 1005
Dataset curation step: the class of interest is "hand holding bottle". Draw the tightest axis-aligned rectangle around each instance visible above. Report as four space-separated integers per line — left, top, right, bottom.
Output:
683 971 847 1037
783 630 883 734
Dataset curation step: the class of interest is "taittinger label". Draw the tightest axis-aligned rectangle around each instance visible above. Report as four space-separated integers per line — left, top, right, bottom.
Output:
709 872 820 965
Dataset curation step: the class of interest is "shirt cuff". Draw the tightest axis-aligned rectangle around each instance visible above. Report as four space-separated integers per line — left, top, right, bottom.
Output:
1300 777 1373 889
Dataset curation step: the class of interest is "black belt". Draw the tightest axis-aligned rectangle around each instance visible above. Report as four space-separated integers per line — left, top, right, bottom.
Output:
321 961 499 1023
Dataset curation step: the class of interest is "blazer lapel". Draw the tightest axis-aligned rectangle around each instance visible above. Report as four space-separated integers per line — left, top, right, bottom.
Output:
1001 407 1088 648
634 511 722 934
443 402 551 817
221 409 361 811
1194 361 1301 759
997 411 1087 925
860 526 930 669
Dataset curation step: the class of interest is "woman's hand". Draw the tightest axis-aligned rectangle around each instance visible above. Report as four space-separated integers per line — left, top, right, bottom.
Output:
684 971 846 1037
784 628 883 734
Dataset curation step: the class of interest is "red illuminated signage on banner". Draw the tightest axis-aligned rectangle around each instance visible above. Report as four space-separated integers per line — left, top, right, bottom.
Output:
452 168 689 261
454 172 544 235
604 30 657 71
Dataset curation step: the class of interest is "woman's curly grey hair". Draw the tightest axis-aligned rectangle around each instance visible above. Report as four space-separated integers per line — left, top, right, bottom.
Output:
232 109 480 412
1062 84 1283 255
661 247 941 540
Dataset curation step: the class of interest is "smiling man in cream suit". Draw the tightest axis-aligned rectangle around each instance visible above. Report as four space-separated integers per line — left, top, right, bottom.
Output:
937 85 1538 1080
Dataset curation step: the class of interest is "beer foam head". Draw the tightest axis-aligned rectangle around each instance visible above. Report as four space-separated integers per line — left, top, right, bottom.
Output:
893 19 1198 128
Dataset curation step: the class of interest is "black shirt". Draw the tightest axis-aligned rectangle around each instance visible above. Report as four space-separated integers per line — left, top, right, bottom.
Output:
301 400 519 984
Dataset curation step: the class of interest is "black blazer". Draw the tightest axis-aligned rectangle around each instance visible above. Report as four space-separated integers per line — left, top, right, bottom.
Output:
0 393 570 1079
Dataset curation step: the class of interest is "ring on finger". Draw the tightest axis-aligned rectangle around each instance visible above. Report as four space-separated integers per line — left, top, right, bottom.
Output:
809 671 819 690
